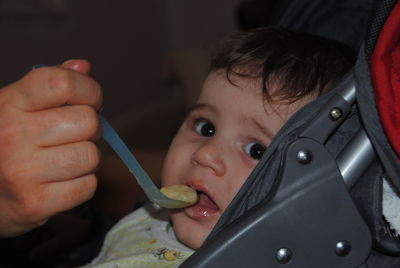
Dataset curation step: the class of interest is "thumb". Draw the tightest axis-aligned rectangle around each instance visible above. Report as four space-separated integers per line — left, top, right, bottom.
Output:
61 59 92 75
9 59 101 112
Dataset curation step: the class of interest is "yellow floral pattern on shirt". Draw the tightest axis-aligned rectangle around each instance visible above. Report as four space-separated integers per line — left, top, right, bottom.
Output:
84 204 193 268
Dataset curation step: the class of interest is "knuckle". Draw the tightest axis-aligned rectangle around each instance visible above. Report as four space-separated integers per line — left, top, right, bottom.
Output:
55 151 76 172
46 68 74 98
78 106 99 136
81 141 101 170
17 193 44 220
91 80 103 108
25 67 47 82
0 120 21 149
56 142 100 172
82 174 98 199
64 174 98 206
0 164 30 192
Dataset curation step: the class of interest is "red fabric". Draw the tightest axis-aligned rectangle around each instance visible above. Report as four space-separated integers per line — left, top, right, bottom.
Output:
371 2 400 158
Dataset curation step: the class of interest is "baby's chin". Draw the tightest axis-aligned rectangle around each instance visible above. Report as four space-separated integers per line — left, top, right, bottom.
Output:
170 211 216 249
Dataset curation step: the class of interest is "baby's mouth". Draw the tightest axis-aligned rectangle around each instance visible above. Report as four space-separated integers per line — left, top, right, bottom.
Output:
184 189 220 219
196 191 219 210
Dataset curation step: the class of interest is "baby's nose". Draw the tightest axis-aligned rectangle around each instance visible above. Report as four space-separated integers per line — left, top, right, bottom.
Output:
190 142 226 176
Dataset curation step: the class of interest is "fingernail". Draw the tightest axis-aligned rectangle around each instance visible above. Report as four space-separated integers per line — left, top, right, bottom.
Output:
62 59 77 66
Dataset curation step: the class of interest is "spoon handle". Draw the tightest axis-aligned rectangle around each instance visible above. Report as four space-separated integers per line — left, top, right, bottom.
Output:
99 115 188 208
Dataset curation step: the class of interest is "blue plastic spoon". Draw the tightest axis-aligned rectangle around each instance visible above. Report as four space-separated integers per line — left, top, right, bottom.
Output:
99 115 193 208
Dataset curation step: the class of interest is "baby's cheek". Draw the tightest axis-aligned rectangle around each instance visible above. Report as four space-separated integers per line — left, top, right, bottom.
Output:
161 153 180 186
164 153 178 167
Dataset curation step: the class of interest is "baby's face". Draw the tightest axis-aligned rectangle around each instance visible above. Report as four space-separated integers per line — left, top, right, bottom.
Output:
162 71 310 249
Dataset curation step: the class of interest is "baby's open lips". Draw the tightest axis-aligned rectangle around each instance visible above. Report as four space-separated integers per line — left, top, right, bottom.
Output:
193 189 219 211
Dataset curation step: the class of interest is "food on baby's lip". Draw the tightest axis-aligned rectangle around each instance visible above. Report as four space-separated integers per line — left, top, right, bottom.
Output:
160 184 198 206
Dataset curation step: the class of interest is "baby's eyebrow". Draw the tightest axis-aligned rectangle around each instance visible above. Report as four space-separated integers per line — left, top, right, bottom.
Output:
246 117 275 140
186 103 215 115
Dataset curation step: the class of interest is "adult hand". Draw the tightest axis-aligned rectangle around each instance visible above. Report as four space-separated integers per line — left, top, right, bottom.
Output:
0 59 102 237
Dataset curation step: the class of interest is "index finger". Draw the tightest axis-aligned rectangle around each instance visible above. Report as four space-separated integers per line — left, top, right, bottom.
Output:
9 65 102 112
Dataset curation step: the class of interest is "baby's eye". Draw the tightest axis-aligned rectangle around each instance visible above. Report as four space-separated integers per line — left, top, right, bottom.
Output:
194 119 215 137
244 142 266 160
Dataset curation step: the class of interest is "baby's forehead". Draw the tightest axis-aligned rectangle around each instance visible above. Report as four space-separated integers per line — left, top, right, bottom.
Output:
210 69 260 85
203 73 310 126
263 97 314 120
208 69 283 98
210 69 314 103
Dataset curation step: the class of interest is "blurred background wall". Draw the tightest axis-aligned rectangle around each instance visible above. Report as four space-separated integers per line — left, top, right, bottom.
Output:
0 0 243 149
0 0 241 120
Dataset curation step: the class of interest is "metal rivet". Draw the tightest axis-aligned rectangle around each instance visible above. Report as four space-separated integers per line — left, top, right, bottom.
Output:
297 149 313 164
329 107 343 121
335 240 351 256
276 247 292 264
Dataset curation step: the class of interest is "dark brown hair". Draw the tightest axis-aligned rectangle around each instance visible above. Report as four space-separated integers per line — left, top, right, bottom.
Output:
210 27 356 103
